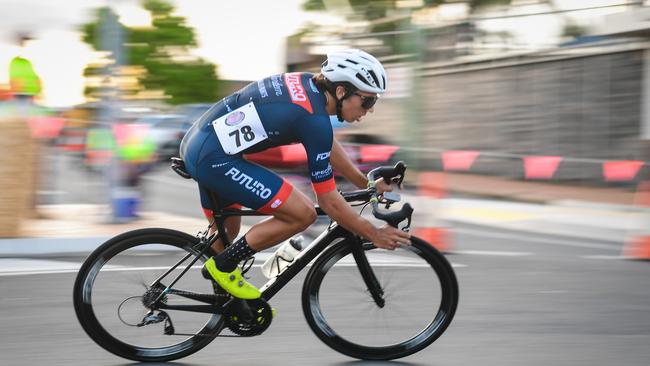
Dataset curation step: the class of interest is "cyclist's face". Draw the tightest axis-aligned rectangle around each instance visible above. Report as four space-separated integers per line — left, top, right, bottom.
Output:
341 89 377 123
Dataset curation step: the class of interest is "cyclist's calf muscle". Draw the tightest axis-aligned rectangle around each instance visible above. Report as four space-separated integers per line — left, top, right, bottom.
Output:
209 216 241 253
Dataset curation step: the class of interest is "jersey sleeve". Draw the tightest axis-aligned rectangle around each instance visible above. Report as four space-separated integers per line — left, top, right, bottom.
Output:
298 114 336 195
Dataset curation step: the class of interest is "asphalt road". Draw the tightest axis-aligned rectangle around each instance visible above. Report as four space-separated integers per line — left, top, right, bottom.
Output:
2 222 650 366
16 151 650 365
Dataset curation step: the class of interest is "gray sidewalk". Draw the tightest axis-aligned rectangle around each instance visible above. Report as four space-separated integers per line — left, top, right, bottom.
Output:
2 195 647 256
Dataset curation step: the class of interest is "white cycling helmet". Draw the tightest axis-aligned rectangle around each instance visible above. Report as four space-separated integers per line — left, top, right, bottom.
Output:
321 49 387 94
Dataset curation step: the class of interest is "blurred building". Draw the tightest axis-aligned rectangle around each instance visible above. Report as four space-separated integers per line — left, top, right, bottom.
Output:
286 1 650 183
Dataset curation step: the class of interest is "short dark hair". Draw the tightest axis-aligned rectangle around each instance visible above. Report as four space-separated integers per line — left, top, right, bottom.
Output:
313 74 356 97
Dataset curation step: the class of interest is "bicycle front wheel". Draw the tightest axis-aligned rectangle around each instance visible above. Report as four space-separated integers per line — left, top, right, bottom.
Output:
73 228 223 362
302 236 458 360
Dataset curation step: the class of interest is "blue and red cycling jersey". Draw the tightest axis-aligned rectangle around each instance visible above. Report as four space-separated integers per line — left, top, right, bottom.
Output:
180 72 336 213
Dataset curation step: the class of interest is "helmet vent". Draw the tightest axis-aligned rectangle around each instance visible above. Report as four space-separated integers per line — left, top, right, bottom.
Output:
345 58 359 65
368 70 380 87
355 73 370 86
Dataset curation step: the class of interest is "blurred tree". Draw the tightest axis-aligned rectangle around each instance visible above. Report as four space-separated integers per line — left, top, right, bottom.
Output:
469 0 511 8
82 0 220 105
302 0 510 14
562 23 586 39
299 0 512 54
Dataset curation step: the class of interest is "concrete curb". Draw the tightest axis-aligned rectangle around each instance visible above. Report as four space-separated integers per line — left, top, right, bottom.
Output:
0 237 109 257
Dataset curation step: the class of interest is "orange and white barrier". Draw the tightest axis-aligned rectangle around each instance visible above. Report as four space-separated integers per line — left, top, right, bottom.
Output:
412 172 452 253
523 156 563 180
623 181 650 260
603 161 645 182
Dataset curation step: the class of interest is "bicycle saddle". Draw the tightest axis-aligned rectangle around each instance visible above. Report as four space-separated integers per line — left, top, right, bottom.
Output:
171 157 192 179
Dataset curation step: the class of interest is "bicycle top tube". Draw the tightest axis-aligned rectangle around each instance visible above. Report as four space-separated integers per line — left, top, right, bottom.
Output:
216 189 372 218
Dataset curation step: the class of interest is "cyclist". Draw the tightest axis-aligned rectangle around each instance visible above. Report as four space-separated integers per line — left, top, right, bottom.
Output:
180 49 411 300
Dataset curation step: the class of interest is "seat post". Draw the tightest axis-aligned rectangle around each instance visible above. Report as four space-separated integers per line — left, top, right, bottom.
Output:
205 188 233 248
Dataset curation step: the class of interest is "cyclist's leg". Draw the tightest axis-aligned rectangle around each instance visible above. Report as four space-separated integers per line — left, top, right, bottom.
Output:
196 157 316 299
244 188 316 250
206 215 241 253
198 185 241 253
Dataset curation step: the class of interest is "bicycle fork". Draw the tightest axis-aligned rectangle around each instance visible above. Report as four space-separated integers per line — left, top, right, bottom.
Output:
349 235 385 308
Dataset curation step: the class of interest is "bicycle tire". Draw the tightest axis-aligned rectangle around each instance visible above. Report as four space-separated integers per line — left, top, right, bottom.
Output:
301 236 458 360
73 228 223 362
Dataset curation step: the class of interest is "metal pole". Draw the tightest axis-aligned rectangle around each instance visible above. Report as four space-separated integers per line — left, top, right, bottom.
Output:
98 5 126 222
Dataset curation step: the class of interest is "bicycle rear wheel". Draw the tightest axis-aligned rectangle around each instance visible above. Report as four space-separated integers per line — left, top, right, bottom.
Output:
73 228 224 362
302 236 458 360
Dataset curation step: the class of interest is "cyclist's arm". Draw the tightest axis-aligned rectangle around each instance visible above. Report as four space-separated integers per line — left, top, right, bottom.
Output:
330 137 367 189
318 190 377 239
299 116 408 248
317 190 409 248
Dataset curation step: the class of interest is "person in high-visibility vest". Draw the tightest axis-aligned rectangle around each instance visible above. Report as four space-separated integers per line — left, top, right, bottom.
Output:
9 34 41 102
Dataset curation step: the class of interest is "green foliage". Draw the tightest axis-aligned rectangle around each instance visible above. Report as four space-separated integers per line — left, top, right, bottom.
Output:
302 0 326 11
563 23 586 39
81 0 219 105
301 0 509 15
469 0 511 9
299 0 511 56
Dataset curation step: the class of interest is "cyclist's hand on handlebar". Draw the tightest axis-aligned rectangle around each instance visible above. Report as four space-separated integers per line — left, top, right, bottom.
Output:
372 225 411 251
374 177 393 195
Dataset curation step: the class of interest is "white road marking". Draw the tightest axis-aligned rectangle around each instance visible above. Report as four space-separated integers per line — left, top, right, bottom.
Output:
453 250 533 257
580 255 626 260
0 256 466 276
455 227 621 251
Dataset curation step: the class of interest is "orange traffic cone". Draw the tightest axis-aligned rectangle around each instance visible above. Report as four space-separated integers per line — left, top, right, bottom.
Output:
623 181 650 260
413 172 452 253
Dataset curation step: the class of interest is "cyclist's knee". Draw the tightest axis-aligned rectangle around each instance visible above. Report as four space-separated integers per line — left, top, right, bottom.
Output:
283 203 316 231
296 207 317 231
275 192 316 231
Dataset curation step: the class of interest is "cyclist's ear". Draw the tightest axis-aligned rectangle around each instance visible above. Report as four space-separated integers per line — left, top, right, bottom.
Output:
335 85 347 99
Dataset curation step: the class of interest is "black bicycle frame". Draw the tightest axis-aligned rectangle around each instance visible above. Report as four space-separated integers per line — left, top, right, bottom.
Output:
155 204 384 314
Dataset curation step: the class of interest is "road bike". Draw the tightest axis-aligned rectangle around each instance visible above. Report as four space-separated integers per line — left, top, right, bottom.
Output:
73 159 458 362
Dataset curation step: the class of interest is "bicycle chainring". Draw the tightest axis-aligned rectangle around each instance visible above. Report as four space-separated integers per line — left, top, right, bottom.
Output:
223 298 273 337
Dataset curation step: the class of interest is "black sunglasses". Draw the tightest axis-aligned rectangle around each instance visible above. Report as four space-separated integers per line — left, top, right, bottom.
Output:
353 92 378 110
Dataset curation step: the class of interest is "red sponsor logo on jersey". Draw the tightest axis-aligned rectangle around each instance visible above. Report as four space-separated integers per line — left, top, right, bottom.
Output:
225 111 245 126
284 73 313 114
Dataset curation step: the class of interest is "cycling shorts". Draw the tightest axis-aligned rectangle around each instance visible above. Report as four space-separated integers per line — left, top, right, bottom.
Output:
194 150 294 216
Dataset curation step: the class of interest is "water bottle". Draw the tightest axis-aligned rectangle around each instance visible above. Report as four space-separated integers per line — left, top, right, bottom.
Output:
261 236 303 279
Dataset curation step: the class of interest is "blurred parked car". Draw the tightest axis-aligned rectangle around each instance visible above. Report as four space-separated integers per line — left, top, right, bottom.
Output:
173 103 212 123
244 133 401 175
135 114 191 162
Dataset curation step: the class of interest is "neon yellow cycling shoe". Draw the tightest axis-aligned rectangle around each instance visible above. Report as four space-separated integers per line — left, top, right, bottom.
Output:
203 257 261 300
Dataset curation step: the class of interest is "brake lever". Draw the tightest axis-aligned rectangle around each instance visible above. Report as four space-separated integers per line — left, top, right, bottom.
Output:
401 209 412 233
394 174 404 189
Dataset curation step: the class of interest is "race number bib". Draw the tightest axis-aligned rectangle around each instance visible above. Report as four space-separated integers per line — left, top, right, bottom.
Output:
211 102 268 155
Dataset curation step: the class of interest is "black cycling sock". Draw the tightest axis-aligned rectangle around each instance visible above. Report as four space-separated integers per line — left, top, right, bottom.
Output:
213 236 256 273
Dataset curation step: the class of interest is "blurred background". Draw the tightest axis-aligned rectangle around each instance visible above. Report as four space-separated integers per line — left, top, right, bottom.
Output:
1 0 649 228
0 0 648 242
1 1 650 365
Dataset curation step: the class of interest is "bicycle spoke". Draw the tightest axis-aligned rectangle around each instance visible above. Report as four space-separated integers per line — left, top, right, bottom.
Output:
73 230 224 362
303 238 457 360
